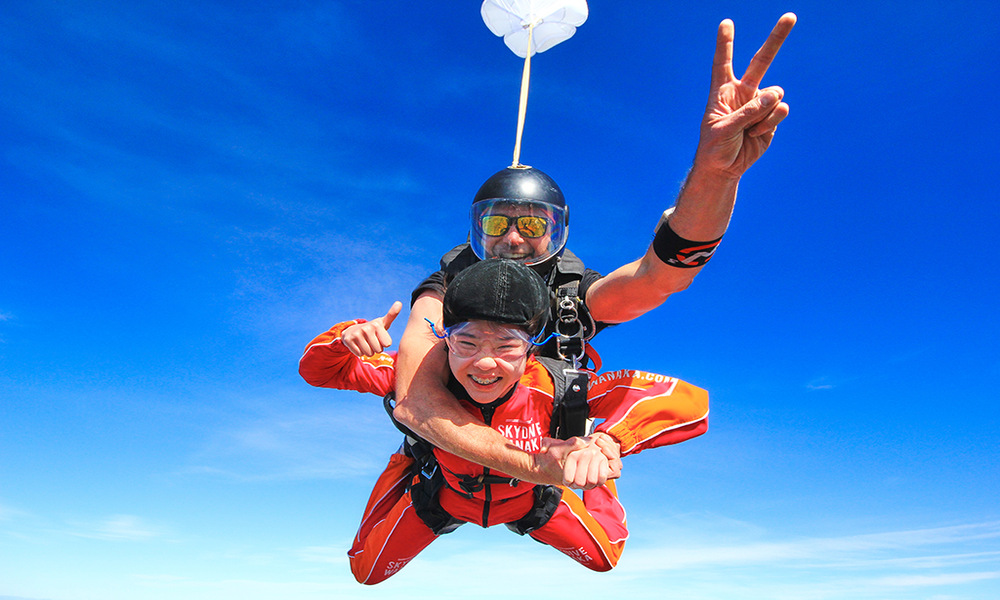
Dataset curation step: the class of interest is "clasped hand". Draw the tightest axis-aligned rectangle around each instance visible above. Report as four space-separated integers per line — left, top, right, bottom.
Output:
538 432 623 490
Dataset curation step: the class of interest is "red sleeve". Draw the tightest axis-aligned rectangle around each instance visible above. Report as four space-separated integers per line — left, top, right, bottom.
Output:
587 369 709 455
298 319 397 397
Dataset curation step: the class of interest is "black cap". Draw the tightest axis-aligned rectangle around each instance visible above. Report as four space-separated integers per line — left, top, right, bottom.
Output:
443 258 550 337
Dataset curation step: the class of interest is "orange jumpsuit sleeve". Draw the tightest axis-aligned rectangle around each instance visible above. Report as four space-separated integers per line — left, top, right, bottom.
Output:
298 319 397 397
587 369 709 455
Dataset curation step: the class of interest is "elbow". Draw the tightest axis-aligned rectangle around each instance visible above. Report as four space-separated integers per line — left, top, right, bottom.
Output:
391 394 421 429
297 362 326 388
393 388 440 432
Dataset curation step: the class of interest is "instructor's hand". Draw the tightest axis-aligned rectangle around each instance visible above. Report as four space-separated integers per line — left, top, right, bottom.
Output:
539 433 622 490
695 13 796 179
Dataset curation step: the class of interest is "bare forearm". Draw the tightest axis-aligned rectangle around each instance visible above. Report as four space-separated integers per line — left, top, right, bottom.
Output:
667 164 741 240
586 166 739 323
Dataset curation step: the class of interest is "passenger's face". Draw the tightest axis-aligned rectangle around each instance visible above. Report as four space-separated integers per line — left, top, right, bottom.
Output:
446 321 530 405
481 204 555 263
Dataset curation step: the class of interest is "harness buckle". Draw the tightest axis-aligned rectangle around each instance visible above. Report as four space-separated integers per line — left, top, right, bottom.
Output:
420 460 438 481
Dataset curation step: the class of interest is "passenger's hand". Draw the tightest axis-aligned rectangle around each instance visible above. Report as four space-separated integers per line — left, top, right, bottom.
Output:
342 301 402 357
587 432 623 477
694 13 796 179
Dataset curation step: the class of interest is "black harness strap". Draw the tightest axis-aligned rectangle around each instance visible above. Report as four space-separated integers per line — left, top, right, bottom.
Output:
383 392 463 535
536 356 590 440
454 471 520 496
505 484 564 535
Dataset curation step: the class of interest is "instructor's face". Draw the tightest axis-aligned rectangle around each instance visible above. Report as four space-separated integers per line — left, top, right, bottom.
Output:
481 205 555 263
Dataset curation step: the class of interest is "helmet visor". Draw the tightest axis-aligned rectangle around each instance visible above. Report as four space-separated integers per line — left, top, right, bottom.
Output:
470 199 567 266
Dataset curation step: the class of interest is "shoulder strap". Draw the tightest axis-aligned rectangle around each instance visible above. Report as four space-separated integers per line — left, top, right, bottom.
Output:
551 251 598 344
536 356 590 440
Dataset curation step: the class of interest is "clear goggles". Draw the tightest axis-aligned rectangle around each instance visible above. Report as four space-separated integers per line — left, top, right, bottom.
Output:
470 199 568 266
426 319 555 360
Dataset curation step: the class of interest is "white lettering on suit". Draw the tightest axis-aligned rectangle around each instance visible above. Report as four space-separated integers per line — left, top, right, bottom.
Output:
496 420 544 453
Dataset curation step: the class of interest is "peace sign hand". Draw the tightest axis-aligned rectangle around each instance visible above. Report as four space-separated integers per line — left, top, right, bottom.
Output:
694 13 797 179
342 301 403 357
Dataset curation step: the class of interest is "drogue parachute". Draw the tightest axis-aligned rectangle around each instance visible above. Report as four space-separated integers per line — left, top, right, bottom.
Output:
481 0 589 58
480 0 589 167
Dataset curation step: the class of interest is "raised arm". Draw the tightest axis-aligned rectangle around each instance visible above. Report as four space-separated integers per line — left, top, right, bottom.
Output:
586 14 797 324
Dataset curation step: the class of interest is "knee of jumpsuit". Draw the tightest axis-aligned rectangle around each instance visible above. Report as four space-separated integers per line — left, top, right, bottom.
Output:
528 482 628 572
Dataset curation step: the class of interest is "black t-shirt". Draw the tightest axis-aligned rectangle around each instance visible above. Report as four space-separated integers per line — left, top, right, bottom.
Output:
411 262 604 305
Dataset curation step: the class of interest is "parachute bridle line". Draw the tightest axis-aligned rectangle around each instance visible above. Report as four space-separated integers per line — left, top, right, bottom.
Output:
511 21 535 168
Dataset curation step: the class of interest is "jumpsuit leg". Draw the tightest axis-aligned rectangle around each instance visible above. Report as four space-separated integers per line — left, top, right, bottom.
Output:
352 451 413 548
348 452 438 585
527 480 628 571
348 487 438 584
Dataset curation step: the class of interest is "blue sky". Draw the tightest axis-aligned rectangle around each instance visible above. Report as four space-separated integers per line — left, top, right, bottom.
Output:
2 1 999 599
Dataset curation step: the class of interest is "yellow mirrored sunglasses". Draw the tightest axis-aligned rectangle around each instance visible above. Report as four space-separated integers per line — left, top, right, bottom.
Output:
479 214 549 238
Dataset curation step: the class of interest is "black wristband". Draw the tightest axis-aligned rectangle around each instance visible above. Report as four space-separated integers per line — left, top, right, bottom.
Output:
652 221 723 268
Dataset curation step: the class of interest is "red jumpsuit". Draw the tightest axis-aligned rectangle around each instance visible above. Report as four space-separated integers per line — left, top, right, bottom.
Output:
299 320 709 584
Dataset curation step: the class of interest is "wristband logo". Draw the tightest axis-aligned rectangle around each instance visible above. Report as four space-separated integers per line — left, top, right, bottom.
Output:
652 222 723 269
667 241 721 268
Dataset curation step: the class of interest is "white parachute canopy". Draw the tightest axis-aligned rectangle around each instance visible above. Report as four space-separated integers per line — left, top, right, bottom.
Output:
481 0 589 58
480 0 589 167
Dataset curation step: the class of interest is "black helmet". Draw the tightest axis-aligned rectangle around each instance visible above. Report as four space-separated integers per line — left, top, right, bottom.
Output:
469 166 569 267
443 258 550 338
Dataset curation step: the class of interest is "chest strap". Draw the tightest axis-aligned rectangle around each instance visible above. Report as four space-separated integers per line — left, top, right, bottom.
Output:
536 356 590 440
453 471 521 496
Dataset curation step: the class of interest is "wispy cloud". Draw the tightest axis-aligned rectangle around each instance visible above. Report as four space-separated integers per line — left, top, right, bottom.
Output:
622 521 1000 571
286 520 1000 600
0 501 29 521
807 378 836 390
428 522 1000 599
186 391 402 482
874 571 1000 587
66 514 165 542
295 545 349 567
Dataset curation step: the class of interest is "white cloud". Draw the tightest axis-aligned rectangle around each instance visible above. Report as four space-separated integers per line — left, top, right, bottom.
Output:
186 392 402 482
0 502 29 521
874 571 1000 587
67 514 164 542
622 521 1000 571
295 545 349 567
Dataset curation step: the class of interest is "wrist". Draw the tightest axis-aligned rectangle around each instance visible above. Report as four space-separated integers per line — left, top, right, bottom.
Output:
528 449 565 487
685 161 742 190
667 165 741 242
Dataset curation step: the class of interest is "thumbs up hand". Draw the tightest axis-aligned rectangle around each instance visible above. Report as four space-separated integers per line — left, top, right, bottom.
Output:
342 301 403 357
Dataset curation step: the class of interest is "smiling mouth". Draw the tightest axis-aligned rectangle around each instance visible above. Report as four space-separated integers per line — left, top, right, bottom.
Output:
497 249 533 260
469 374 501 386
